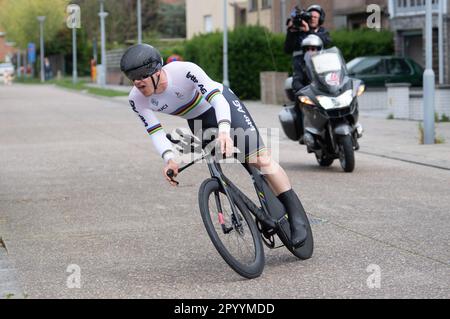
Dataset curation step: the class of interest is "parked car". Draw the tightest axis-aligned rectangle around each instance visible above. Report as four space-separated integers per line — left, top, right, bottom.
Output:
0 62 15 81
346 56 423 87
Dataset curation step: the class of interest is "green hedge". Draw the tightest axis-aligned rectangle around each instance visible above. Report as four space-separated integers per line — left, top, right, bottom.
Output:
330 29 394 62
184 26 291 100
180 26 394 100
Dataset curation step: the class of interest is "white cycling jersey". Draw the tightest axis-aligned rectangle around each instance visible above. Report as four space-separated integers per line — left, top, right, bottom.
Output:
128 61 232 163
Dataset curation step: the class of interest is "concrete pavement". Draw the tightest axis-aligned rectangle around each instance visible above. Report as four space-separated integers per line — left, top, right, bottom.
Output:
0 83 449 299
357 109 450 170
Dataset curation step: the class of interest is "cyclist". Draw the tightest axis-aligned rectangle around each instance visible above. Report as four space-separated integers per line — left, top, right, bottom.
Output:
120 44 308 247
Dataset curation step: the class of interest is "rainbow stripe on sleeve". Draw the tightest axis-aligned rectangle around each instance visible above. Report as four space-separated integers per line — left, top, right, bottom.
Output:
206 89 221 103
147 124 163 136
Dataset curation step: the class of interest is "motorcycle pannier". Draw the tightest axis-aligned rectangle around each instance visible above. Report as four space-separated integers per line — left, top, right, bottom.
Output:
279 106 301 141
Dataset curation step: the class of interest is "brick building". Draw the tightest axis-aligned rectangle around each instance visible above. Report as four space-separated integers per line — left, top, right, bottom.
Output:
0 30 16 62
334 0 389 30
186 0 334 39
329 0 449 84
388 0 450 84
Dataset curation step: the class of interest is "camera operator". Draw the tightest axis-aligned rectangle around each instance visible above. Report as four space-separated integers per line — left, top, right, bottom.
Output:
285 5 331 93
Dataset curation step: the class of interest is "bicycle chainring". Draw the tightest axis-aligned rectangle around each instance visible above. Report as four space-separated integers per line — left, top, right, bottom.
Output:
257 220 276 249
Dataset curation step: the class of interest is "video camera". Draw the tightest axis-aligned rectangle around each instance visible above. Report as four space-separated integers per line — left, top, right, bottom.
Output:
290 7 312 28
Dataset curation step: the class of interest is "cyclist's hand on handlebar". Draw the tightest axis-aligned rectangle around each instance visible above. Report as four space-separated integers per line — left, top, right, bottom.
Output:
218 132 234 158
164 159 180 187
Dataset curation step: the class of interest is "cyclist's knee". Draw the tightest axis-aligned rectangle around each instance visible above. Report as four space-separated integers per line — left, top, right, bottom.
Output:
250 151 272 170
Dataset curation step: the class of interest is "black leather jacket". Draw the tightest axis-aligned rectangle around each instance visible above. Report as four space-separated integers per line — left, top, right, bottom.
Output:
284 26 332 54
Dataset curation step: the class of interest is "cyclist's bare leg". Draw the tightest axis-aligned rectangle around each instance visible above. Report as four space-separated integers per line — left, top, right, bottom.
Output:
249 150 308 246
248 150 291 196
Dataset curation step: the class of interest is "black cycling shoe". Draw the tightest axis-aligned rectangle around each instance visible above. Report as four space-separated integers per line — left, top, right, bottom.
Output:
277 190 308 248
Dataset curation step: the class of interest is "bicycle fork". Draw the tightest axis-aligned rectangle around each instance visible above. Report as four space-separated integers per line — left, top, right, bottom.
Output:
206 157 245 235
213 191 234 234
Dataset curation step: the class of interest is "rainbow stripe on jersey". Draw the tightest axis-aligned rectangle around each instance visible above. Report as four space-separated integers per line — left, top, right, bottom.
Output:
171 92 203 116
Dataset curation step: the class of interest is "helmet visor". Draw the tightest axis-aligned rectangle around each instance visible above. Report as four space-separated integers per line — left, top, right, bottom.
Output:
124 59 161 81
305 46 319 52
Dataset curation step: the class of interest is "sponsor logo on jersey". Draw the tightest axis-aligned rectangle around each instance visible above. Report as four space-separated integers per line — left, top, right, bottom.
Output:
232 100 245 114
186 72 207 94
157 104 169 112
129 100 148 127
151 98 159 107
186 71 198 83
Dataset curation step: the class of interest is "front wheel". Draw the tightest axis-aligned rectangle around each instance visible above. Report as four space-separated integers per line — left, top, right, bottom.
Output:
338 135 355 173
198 178 265 279
316 154 334 167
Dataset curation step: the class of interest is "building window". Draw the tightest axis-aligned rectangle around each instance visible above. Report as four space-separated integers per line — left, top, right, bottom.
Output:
394 0 441 16
262 0 272 9
249 0 258 12
204 15 213 34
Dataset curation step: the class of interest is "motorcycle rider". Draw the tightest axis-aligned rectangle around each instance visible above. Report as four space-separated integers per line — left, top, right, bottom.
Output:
285 4 331 94
288 35 324 144
297 35 324 93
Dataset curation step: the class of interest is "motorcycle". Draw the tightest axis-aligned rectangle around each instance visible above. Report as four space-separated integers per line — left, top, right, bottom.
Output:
279 47 364 173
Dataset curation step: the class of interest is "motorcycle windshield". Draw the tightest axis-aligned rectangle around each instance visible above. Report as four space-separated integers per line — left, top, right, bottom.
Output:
306 47 347 93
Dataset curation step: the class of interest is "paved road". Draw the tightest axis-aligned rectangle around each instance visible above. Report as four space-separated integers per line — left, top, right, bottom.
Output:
0 84 449 299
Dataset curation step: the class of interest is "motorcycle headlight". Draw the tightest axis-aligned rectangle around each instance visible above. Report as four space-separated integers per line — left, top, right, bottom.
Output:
299 96 316 106
317 90 353 110
357 84 366 97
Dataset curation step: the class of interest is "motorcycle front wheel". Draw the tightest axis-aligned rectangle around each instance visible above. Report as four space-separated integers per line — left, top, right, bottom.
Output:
338 135 355 173
315 154 334 167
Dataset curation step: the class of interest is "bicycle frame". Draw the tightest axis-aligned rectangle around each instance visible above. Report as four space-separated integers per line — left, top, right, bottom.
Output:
177 145 279 232
167 133 313 261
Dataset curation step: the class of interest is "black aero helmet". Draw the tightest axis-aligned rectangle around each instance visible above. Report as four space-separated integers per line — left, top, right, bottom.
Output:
120 44 163 81
307 4 326 26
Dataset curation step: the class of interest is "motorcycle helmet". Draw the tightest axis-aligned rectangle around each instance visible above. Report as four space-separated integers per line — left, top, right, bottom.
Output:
307 4 326 26
301 34 324 53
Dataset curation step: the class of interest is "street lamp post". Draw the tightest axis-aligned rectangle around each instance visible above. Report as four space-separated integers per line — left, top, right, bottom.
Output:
423 0 435 144
281 0 287 34
137 0 142 44
223 0 229 87
438 0 444 85
72 27 78 84
37 16 46 83
67 4 81 84
99 0 108 87
16 50 21 79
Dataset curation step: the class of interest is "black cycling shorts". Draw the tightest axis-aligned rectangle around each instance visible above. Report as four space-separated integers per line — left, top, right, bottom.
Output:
187 87 266 163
